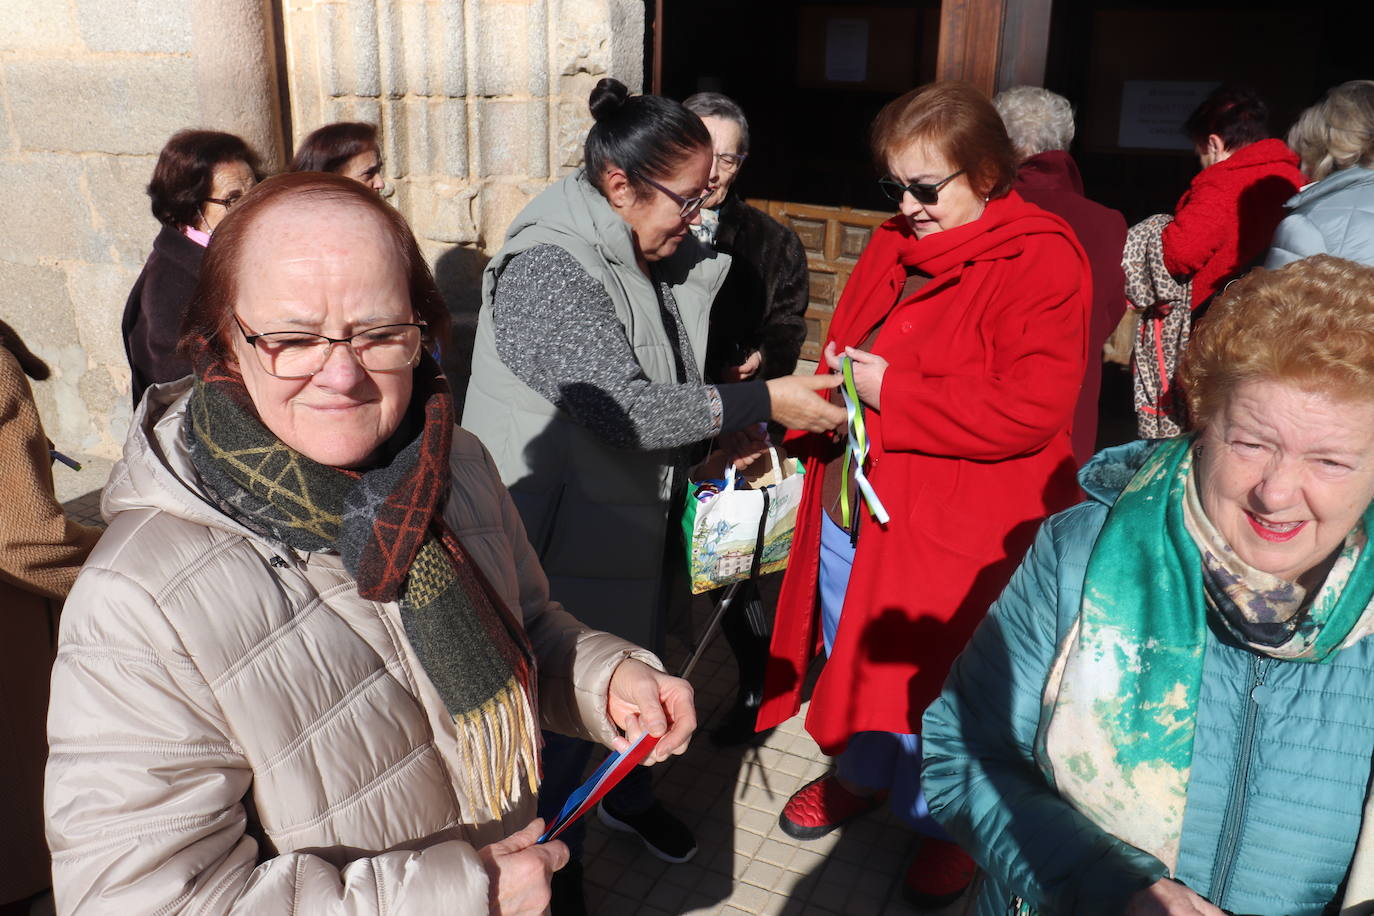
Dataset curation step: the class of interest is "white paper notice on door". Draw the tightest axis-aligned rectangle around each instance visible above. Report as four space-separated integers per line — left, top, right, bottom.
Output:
825 18 869 83
1118 80 1220 150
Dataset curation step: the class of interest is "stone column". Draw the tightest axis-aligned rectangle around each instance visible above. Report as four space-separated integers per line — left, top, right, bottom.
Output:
191 0 289 170
280 0 645 399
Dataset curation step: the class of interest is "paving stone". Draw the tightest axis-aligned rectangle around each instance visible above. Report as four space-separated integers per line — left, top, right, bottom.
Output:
755 838 797 868
735 806 775 836
740 859 784 891
732 829 764 858
645 877 692 911
727 882 773 913
786 847 829 876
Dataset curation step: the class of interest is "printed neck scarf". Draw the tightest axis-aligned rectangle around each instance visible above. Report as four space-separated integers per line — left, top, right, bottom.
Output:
1038 435 1374 875
690 206 721 247
185 342 539 821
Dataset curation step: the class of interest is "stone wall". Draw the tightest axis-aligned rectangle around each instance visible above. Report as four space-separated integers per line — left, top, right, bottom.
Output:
280 0 645 391
1 0 283 463
0 0 197 459
1 0 642 463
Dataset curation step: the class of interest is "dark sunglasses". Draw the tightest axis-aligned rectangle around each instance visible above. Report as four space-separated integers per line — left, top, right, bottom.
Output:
632 170 709 219
877 169 965 206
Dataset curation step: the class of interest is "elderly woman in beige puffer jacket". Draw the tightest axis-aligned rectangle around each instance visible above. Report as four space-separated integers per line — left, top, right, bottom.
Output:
44 174 696 916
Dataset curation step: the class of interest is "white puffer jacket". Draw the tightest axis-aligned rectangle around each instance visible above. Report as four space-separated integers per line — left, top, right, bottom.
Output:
45 380 660 915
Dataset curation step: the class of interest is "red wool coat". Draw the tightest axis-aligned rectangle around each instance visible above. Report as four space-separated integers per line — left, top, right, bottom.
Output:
758 193 1091 754
1014 151 1127 466
1161 137 1305 308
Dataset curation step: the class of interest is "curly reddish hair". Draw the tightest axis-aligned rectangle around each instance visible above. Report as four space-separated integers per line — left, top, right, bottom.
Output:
1180 255 1374 427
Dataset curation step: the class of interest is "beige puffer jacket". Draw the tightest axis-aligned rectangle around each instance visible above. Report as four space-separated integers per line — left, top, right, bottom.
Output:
45 380 661 915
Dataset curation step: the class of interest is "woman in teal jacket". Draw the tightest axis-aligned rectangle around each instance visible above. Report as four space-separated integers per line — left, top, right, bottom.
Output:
924 255 1374 916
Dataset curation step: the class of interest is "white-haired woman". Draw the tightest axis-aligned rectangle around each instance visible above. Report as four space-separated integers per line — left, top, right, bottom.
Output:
993 85 1127 466
1267 80 1374 268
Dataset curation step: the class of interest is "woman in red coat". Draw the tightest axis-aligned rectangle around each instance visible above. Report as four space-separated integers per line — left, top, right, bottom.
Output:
1162 84 1305 309
760 81 1091 906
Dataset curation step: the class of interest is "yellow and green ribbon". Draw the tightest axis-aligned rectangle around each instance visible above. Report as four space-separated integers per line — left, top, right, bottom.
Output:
839 355 890 528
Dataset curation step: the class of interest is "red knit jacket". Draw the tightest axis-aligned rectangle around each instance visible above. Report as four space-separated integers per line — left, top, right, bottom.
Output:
1161 138 1304 308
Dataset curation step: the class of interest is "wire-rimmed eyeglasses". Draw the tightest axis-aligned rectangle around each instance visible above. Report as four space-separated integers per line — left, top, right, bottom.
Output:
632 170 710 220
714 152 747 173
877 169 966 206
233 313 427 379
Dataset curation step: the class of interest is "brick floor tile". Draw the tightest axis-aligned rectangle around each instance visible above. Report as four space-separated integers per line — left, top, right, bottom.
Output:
727 881 774 914
774 751 813 778
732 828 765 858
740 859 785 891
681 894 724 915
820 856 862 889
808 880 852 913
754 837 797 868
598 891 647 914
785 846 829 876
645 876 693 911
736 806 775 836
613 866 657 901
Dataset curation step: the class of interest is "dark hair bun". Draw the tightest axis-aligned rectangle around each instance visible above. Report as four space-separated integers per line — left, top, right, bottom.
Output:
589 78 631 123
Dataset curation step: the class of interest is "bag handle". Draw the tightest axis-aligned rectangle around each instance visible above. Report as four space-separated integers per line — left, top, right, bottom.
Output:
723 444 783 491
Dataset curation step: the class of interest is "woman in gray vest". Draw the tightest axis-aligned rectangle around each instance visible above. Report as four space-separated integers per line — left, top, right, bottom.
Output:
462 77 844 914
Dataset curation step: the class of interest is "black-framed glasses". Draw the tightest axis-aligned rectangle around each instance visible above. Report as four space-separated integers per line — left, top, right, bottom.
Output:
632 170 709 219
204 196 241 210
233 313 427 379
877 169 965 206
714 152 747 173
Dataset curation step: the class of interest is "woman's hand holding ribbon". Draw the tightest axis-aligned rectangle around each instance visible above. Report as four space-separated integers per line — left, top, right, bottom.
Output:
823 342 888 410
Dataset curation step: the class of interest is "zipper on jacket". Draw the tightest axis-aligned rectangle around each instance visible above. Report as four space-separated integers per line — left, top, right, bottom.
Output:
1210 654 1273 907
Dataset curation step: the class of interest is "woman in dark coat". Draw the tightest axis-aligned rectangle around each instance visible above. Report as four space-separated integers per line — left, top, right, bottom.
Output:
122 130 260 407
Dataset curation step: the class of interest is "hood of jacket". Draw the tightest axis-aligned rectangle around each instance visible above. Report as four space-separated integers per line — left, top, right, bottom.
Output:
500 170 642 273
102 376 300 557
1211 137 1302 178
1077 439 1162 506
1014 150 1086 196
1283 165 1374 211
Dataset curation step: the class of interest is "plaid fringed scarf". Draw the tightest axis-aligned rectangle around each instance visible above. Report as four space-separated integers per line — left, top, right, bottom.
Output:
184 342 540 822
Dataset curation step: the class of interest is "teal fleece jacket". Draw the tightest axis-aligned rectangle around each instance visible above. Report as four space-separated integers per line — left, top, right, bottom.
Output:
923 441 1374 915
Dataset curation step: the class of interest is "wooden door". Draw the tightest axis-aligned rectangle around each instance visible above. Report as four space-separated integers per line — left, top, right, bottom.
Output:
747 199 890 362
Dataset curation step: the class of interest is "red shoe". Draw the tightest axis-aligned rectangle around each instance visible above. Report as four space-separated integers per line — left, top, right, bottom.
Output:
778 773 883 840
903 837 976 909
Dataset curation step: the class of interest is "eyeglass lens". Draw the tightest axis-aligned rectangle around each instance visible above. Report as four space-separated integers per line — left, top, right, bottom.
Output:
879 178 939 206
252 325 423 378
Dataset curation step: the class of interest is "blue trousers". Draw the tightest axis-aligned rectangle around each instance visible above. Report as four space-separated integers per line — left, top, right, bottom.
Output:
819 514 950 838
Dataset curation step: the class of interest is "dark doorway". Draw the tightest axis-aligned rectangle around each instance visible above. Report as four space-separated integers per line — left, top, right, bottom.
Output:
654 0 942 211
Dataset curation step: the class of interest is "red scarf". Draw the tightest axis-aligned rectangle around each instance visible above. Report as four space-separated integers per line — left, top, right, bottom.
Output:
826 193 1083 349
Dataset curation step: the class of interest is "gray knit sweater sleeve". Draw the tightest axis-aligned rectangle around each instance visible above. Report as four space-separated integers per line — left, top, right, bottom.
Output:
491 243 720 450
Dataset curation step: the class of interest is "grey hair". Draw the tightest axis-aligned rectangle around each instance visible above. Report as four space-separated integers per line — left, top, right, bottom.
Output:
992 86 1076 159
1287 80 1374 182
682 91 750 156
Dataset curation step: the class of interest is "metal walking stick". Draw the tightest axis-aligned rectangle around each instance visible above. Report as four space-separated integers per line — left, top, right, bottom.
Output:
678 580 742 680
